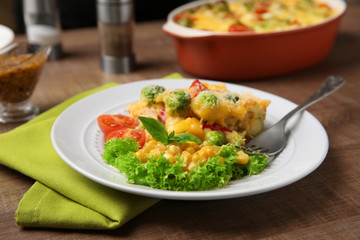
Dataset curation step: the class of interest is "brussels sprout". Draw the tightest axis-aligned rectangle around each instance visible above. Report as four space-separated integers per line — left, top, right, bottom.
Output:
244 2 255 11
165 90 191 117
213 0 230 13
205 131 228 146
193 91 219 108
177 17 194 27
141 85 165 103
299 0 315 8
223 93 240 103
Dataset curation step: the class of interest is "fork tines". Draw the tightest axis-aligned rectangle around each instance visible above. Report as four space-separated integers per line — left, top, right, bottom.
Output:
235 145 268 155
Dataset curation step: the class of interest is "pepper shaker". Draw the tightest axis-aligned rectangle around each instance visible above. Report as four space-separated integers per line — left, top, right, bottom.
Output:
23 0 62 60
97 0 135 74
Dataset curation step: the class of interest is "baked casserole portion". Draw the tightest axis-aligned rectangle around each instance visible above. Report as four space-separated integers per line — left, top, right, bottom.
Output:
127 80 270 139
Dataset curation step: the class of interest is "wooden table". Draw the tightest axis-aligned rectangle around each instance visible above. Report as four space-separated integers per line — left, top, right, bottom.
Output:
1 2 359 239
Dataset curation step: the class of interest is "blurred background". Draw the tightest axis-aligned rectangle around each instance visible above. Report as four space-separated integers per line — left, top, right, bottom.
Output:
1 0 358 34
0 0 193 33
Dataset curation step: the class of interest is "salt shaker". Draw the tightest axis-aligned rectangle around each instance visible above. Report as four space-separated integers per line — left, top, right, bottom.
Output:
23 0 62 60
97 0 135 74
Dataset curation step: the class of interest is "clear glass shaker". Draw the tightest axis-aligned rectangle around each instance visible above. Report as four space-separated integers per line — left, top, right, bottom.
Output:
23 0 62 60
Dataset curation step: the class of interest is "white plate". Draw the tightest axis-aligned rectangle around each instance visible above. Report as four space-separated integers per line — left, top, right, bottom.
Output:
51 79 329 200
0 25 14 49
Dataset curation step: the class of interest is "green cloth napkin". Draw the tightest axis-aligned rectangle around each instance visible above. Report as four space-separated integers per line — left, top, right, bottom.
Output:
0 73 183 229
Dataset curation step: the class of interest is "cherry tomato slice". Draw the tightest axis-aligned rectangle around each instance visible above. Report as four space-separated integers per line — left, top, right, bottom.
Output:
98 115 138 135
228 24 254 32
105 128 146 148
104 128 129 142
189 79 208 98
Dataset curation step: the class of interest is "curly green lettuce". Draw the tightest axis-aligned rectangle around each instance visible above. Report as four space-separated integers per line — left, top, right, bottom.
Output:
102 138 269 191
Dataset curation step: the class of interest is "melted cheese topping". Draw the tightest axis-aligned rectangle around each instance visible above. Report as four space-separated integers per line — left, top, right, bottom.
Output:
190 90 270 137
175 0 338 33
130 81 270 138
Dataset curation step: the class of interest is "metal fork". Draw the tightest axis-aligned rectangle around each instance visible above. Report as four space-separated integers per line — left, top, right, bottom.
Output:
240 75 345 161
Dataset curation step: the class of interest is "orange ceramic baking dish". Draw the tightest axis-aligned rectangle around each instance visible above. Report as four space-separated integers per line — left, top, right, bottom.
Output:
163 0 347 81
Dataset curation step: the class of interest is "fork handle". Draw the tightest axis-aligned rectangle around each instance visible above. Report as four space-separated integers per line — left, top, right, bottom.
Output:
279 75 345 124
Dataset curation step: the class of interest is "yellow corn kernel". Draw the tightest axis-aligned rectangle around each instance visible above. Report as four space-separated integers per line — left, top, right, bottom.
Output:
164 151 175 163
152 150 161 159
188 161 197 171
198 146 215 158
147 139 157 146
184 146 195 154
198 158 207 167
192 152 204 163
159 143 167 152
139 145 149 154
180 151 192 165
194 144 202 151
142 140 156 153
172 117 205 140
168 145 181 156
181 142 201 153
181 141 197 149
136 151 147 163
207 146 219 158
236 151 249 164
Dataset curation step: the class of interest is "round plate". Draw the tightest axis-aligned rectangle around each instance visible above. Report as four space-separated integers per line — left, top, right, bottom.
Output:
51 79 329 200
0 25 14 49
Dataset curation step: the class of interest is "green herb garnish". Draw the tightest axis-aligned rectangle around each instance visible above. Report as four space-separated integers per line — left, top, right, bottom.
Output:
102 139 269 191
138 116 202 145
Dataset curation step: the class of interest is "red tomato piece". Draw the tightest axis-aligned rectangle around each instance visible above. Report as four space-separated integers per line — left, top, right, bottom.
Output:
228 24 254 32
105 129 146 148
158 109 167 124
98 115 138 135
190 79 208 90
319 3 332 10
254 8 267 14
104 128 129 142
254 2 269 14
203 124 232 133
292 20 301 26
189 79 208 98
174 13 196 22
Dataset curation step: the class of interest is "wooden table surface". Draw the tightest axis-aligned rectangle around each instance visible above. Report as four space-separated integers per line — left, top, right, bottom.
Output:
1 2 359 239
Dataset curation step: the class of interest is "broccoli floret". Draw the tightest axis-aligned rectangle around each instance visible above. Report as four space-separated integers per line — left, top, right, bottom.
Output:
205 131 228 146
165 90 191 117
140 85 165 103
193 91 219 108
223 93 240 103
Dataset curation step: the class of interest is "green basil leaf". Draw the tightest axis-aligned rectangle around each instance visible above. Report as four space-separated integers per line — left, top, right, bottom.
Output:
139 117 202 146
138 117 169 145
168 131 175 139
170 133 202 145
